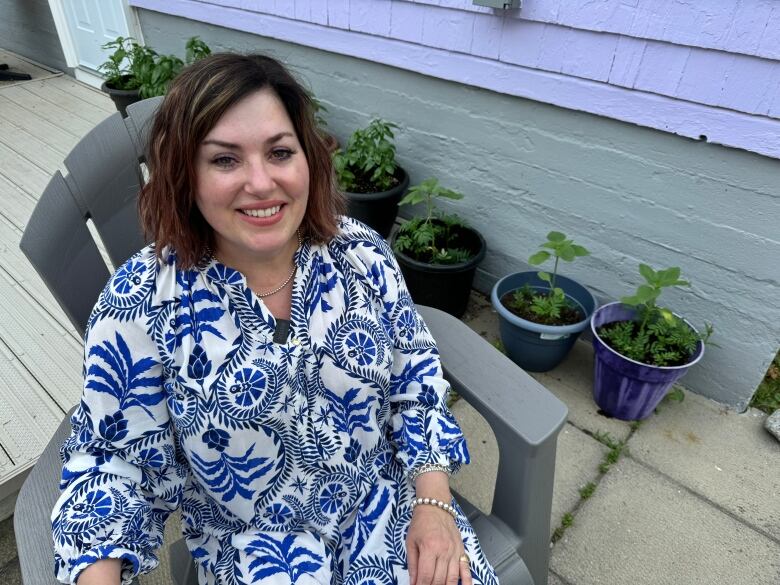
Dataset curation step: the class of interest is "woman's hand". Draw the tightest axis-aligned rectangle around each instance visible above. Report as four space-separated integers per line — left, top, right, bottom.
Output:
406 504 472 585
76 558 121 584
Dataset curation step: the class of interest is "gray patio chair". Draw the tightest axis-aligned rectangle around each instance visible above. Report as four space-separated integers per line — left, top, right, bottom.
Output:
15 97 568 585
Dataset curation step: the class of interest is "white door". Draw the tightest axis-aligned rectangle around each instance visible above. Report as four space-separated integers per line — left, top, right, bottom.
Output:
62 0 133 72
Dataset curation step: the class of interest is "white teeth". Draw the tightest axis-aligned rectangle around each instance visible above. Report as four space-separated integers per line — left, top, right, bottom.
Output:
241 205 281 218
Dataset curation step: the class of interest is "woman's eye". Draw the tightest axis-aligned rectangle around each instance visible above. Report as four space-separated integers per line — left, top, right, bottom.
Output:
212 156 237 168
271 148 294 161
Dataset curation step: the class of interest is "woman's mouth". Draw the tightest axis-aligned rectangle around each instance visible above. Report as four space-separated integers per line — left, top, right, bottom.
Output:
240 205 282 218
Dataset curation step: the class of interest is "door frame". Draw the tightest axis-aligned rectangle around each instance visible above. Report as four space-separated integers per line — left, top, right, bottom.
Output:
47 0 144 86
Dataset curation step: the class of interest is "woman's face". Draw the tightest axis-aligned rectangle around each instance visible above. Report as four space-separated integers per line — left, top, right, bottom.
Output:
195 88 309 268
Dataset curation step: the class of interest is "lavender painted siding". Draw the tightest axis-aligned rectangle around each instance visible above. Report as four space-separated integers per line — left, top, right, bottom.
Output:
129 0 780 160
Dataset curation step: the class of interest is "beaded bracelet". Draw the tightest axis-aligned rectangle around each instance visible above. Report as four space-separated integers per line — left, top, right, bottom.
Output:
410 497 458 519
410 462 451 483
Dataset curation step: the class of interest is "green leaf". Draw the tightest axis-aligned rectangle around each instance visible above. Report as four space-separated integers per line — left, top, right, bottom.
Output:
634 284 658 303
438 188 464 200
571 244 590 257
639 263 656 283
538 271 551 283
620 294 641 306
660 266 681 285
528 251 551 265
559 245 576 262
547 231 566 242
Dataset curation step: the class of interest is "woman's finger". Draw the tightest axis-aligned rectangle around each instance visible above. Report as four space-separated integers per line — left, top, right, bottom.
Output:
416 550 436 585
407 540 419 585
432 553 449 585
459 552 474 585
446 557 460 585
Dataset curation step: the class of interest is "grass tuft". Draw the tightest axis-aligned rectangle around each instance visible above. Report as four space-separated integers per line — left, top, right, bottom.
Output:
750 351 780 414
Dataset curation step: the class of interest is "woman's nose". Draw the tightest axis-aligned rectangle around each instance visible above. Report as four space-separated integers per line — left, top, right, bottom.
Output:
245 160 275 193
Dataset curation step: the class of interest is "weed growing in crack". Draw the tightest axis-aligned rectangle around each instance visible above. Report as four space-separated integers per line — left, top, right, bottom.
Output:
579 482 596 500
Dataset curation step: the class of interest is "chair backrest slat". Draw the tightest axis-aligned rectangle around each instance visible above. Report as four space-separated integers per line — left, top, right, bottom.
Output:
63 112 146 268
125 96 164 161
20 171 111 336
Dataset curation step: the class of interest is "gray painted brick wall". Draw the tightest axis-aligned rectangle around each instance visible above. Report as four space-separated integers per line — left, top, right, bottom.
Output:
0 0 68 73
137 9 780 411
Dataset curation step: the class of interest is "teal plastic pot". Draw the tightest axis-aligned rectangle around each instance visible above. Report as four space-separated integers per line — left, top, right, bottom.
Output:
491 272 597 372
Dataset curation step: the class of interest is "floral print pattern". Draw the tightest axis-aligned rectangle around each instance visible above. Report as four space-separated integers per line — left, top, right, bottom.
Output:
51 218 498 585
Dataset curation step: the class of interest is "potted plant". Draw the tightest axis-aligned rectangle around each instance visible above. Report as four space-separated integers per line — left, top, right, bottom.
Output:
491 231 596 372
98 36 211 117
392 178 486 317
333 119 409 237
591 264 713 420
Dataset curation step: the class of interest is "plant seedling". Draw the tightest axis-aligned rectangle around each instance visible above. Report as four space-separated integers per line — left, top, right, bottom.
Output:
333 119 398 192
393 178 473 265
504 231 589 325
598 264 714 367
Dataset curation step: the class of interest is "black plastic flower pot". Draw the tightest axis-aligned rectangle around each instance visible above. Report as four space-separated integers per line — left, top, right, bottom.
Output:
491 271 597 372
345 167 409 238
101 80 142 118
393 224 486 318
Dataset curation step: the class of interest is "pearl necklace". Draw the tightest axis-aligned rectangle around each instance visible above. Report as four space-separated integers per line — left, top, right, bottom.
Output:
256 264 296 298
255 230 303 298
209 231 303 299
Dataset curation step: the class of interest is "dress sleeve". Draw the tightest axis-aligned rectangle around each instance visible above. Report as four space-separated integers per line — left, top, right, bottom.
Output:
337 219 470 477
51 255 186 585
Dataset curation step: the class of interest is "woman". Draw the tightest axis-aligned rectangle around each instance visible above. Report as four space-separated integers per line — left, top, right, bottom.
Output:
51 53 498 585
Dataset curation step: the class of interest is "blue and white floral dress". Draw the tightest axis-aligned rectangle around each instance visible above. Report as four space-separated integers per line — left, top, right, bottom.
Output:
51 218 498 585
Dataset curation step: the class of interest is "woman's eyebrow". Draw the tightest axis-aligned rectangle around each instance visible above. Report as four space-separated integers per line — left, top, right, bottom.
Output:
201 132 294 149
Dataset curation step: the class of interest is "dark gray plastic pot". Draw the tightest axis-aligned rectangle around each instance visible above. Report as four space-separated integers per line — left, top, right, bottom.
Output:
491 272 597 372
345 167 409 238
394 224 486 318
101 81 142 118
591 302 704 420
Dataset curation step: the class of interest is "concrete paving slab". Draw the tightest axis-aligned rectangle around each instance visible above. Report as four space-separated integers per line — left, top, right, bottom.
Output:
548 572 566 585
0 516 16 569
0 557 21 585
450 399 608 540
450 399 498 515
550 424 609 532
533 341 632 443
551 457 780 585
630 390 780 541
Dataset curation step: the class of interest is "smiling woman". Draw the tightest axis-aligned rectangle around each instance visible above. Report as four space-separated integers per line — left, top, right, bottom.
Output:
50 53 499 585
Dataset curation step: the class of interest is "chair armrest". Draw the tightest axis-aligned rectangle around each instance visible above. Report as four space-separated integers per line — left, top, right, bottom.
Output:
14 408 140 585
417 305 567 585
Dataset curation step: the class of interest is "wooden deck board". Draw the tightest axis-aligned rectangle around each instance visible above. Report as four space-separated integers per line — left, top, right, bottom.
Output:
0 140 51 198
0 116 67 175
1 85 97 137
0 62 116 509
42 76 115 113
0 264 84 410
0 95 79 156
0 174 36 231
21 81 113 126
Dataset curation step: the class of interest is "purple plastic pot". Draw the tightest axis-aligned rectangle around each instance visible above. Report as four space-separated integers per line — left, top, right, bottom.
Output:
591 302 704 421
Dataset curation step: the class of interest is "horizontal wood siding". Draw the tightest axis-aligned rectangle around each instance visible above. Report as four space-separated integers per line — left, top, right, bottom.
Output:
129 0 780 159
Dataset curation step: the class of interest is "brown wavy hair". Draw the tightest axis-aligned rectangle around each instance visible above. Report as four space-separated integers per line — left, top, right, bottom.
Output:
138 53 344 268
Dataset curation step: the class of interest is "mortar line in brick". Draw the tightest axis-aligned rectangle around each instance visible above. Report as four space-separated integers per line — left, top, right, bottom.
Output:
627 454 780 546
